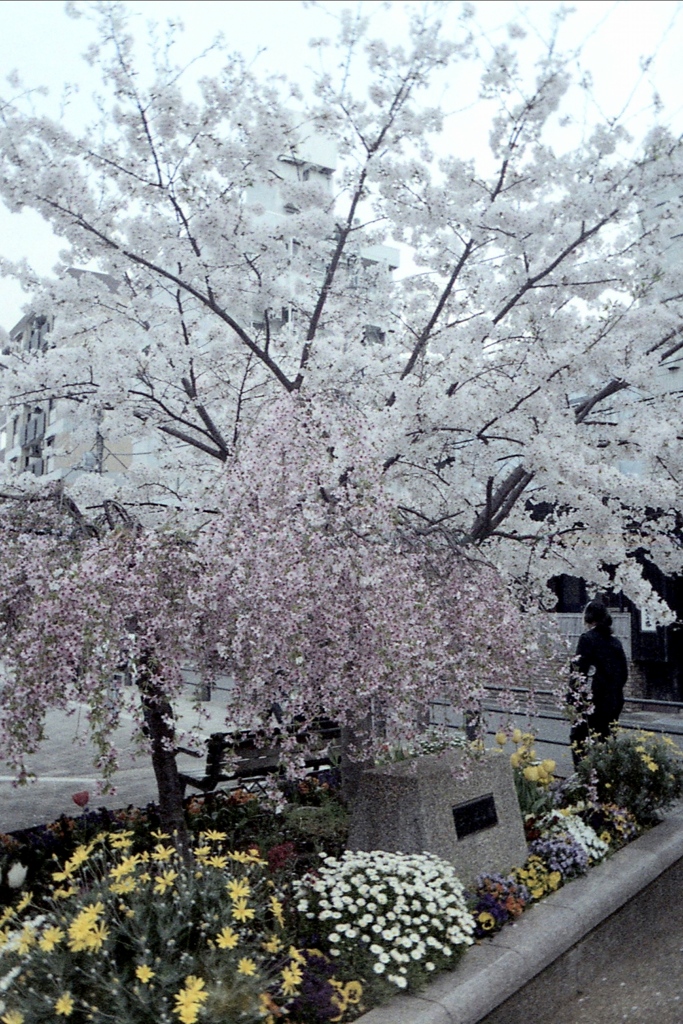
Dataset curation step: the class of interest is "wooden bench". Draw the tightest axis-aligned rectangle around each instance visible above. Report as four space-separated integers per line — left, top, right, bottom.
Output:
177 718 341 797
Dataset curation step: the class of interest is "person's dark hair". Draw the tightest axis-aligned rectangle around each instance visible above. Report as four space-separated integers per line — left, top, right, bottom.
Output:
584 599 613 634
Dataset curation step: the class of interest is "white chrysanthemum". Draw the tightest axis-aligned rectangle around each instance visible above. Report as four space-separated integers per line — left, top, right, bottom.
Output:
294 849 475 989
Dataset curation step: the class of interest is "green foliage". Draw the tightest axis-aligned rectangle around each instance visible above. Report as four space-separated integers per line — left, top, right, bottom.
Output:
575 730 683 825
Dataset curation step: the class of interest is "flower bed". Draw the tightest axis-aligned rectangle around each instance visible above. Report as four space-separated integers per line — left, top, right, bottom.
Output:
1 728 682 1024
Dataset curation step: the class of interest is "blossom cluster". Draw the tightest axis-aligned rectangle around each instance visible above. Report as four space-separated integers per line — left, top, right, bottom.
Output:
295 850 475 991
0 829 303 1024
536 809 608 864
469 874 530 938
529 835 589 881
586 803 640 849
512 855 562 901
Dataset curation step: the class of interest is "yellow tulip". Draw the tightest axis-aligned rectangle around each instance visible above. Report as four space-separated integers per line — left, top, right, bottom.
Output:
511 728 523 744
523 766 540 782
495 731 507 747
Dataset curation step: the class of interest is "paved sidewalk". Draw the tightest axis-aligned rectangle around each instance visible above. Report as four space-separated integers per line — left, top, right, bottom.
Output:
2 689 683 835
0 691 233 833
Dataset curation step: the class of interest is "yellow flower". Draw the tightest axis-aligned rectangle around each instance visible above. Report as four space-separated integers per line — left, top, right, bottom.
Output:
1 1011 25 1024
17 927 36 955
541 759 556 774
494 731 507 746
206 855 228 869
226 878 250 901
109 832 134 849
288 947 305 965
281 963 303 996
548 871 562 890
262 933 283 954
194 846 211 860
109 855 140 880
151 844 175 862
231 899 255 923
67 845 93 870
39 925 65 952
15 892 32 914
0 928 10 948
477 911 496 931
52 866 75 883
80 901 105 924
0 906 13 927
154 870 178 895
201 830 226 841
55 993 75 1017
151 829 171 840
600 831 612 844
511 728 523 744
110 877 136 895
523 766 540 783
270 895 285 928
184 977 207 997
135 964 155 984
53 886 79 900
216 926 239 950
67 905 109 953
228 849 267 866
237 957 257 977
343 980 362 1005
173 976 208 1024
510 752 522 768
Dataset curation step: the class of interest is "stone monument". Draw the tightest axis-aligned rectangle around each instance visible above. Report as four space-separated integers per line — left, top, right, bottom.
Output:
347 749 528 884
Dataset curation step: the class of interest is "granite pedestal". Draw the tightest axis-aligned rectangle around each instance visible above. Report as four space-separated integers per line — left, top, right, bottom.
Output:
347 749 527 884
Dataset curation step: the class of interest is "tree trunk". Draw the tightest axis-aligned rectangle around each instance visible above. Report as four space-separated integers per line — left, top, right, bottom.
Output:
138 665 188 848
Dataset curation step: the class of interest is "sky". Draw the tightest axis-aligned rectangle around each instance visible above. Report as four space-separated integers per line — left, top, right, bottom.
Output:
1 0 682 330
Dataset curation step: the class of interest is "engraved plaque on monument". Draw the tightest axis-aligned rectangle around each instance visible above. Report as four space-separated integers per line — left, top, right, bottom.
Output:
452 792 498 840
347 750 527 884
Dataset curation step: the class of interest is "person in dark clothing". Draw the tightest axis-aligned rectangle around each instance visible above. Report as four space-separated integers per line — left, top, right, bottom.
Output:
569 600 628 768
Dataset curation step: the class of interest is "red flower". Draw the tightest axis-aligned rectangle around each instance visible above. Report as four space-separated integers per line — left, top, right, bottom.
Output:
267 842 297 872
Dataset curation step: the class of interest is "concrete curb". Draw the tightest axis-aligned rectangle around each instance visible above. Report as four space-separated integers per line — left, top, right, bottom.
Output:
354 804 683 1024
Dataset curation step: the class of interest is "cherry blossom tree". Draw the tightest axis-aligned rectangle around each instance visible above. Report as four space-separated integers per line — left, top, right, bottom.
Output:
0 3 680 618
0 498 204 833
0 2 681 816
0 401 554 830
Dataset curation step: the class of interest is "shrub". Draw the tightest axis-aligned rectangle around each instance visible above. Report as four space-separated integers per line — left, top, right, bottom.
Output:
0 831 300 1024
575 729 683 825
294 850 474 998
